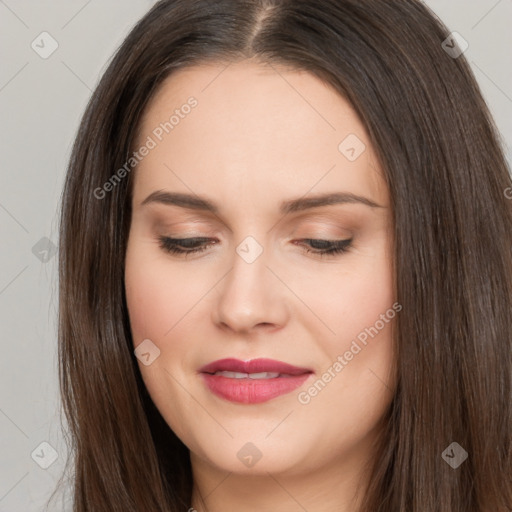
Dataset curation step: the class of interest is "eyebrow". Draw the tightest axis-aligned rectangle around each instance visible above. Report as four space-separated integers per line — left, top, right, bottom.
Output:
141 190 384 214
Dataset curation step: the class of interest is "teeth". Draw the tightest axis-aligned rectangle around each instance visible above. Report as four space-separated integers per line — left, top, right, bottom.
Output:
213 371 281 379
215 371 248 379
248 372 280 379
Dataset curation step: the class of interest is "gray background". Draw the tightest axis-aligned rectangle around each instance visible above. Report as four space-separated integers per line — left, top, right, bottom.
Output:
0 1 511 510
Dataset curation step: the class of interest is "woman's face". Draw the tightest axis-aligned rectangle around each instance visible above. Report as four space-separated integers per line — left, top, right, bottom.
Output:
125 59 396 479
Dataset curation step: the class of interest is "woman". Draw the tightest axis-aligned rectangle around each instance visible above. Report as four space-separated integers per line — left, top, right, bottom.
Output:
53 0 512 510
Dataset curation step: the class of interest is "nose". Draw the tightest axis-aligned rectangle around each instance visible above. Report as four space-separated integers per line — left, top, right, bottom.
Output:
212 238 290 334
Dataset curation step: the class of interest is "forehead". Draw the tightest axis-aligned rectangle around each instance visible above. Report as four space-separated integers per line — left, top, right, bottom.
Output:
132 59 388 211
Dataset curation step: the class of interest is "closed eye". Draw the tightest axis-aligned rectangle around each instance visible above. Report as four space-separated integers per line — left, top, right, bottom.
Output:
157 236 353 258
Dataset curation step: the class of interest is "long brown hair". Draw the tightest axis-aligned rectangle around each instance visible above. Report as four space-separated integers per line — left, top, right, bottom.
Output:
52 0 512 510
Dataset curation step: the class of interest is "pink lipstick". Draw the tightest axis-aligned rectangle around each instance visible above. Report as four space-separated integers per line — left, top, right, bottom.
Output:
199 358 313 404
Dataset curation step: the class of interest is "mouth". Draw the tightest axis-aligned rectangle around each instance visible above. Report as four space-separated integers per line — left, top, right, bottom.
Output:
198 358 314 404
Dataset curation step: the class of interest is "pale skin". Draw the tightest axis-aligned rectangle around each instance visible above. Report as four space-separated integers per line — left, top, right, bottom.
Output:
124 59 397 512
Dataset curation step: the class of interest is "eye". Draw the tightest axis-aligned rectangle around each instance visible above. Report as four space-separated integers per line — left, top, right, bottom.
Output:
297 238 353 257
158 236 352 258
158 236 218 255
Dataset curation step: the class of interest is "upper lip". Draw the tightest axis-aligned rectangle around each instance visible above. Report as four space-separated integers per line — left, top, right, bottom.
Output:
199 358 313 376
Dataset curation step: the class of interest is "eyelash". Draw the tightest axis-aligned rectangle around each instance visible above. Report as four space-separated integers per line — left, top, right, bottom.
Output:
157 236 353 257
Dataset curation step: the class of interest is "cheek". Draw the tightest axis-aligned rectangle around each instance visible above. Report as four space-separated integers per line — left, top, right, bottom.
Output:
125 263 169 343
291 241 395 353
294 239 396 399
124 241 208 344
124 242 202 440
295 260 396 457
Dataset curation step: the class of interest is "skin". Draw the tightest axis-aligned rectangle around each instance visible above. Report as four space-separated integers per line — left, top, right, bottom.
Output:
124 59 397 512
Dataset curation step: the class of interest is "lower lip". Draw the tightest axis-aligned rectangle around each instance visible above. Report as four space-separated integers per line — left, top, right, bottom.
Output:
200 373 312 404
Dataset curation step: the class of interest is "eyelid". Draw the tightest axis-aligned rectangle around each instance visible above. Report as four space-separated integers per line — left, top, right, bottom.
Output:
157 235 353 258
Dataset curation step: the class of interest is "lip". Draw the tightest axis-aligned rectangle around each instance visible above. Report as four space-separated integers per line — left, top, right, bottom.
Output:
199 358 314 404
199 358 313 375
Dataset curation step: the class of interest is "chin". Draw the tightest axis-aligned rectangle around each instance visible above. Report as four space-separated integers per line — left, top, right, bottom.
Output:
190 434 313 476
